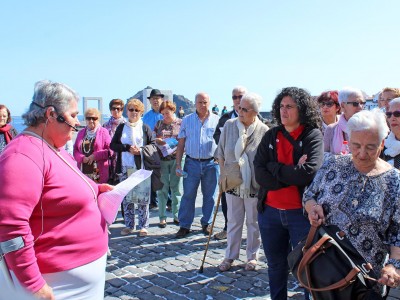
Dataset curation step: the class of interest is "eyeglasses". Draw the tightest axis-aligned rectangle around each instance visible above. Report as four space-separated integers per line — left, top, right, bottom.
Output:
345 101 366 107
128 108 141 112
86 117 98 121
232 95 243 100
319 101 335 108
111 107 122 111
386 111 400 118
238 106 253 113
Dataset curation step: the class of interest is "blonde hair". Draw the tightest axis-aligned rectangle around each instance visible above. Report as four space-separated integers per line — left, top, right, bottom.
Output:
126 99 144 113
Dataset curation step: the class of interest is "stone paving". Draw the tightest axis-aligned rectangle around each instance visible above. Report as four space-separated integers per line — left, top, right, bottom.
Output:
104 191 305 300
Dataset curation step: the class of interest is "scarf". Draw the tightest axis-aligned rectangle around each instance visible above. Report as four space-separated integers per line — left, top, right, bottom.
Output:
332 114 348 154
234 118 259 198
0 124 13 144
105 116 125 136
384 132 400 157
85 124 100 140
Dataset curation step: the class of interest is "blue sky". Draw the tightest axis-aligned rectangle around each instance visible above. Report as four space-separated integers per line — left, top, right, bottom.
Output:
1 0 399 116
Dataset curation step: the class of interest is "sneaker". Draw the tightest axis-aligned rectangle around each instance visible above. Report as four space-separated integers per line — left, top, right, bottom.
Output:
166 205 172 212
173 218 180 225
202 225 211 235
175 227 190 238
120 227 135 236
214 230 227 240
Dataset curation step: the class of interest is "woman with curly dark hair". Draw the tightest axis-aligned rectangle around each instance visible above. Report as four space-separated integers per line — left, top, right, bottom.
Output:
254 87 324 300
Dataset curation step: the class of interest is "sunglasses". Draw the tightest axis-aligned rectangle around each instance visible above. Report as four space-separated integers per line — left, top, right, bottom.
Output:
319 101 335 108
238 106 253 113
128 108 141 112
111 107 122 111
232 95 243 100
386 111 400 118
86 116 98 121
345 101 366 107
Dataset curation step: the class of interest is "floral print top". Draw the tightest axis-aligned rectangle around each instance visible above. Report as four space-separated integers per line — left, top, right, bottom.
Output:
303 154 400 272
154 118 182 160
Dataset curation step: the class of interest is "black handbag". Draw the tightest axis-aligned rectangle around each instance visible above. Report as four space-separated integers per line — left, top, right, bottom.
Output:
288 224 383 300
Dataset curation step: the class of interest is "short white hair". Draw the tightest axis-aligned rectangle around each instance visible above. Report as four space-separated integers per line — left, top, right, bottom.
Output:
338 87 364 104
347 109 389 142
232 86 248 95
389 97 400 109
241 92 262 113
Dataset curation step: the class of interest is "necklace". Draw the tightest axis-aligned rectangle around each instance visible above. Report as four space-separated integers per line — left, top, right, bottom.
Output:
82 135 95 154
351 175 368 208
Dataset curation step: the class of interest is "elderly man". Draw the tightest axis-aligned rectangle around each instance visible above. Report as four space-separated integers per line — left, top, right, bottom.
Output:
143 88 164 209
378 87 400 112
175 92 220 238
212 85 247 240
324 87 365 154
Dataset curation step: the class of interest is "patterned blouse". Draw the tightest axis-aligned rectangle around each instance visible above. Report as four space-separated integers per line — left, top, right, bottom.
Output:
303 154 400 272
154 118 182 160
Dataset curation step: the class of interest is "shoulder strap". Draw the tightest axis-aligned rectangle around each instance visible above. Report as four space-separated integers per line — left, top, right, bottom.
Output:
281 128 302 152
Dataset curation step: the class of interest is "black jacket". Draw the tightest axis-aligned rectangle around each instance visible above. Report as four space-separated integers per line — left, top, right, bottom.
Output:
254 125 324 212
110 123 163 191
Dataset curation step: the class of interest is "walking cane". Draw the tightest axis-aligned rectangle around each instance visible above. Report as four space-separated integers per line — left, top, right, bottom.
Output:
199 190 223 273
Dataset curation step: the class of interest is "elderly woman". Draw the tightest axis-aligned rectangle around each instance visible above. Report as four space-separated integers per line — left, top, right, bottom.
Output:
316 90 340 135
383 97 400 169
103 99 126 184
254 87 324 300
0 80 112 299
153 100 182 228
324 87 365 154
217 93 269 272
0 104 18 153
73 108 112 183
110 99 155 237
304 109 400 296
379 87 400 112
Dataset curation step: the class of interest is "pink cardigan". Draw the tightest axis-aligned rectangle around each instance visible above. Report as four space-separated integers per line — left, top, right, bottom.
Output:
0 135 108 293
73 126 112 183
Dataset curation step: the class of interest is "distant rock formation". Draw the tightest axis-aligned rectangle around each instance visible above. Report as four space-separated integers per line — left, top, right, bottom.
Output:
127 86 195 115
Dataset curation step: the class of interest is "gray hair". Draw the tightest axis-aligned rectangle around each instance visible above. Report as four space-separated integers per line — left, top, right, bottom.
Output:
22 80 79 126
338 87 364 104
347 109 389 142
389 97 400 109
241 92 262 113
232 86 248 95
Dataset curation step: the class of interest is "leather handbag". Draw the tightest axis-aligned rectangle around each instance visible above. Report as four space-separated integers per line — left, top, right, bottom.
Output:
288 223 383 300
220 161 242 192
220 133 254 192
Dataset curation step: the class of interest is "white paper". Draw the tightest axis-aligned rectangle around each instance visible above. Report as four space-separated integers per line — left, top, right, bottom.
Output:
97 169 152 224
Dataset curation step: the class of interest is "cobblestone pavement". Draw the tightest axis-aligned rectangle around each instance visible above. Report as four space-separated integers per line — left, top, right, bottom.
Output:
105 191 305 300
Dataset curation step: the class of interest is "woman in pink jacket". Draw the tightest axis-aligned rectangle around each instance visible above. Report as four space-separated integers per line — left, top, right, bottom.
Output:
0 80 112 299
74 108 112 183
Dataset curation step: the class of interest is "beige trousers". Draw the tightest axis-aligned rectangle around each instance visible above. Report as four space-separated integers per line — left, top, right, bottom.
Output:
225 193 261 261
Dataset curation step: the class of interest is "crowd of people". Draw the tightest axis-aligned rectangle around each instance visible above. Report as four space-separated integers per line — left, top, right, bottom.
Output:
1 81 400 299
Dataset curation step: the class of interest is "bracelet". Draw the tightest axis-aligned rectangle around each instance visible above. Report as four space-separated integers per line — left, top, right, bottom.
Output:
386 258 400 269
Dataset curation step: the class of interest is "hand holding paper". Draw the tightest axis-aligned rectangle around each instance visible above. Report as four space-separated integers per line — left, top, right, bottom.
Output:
97 169 152 224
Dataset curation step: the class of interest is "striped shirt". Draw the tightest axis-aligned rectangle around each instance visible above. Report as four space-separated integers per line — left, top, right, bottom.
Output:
178 111 219 159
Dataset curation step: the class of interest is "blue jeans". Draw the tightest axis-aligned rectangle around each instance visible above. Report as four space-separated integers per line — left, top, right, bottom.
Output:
178 157 219 229
258 205 310 300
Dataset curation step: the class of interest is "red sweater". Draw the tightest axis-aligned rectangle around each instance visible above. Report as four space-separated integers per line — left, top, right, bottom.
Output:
266 125 305 209
0 135 108 293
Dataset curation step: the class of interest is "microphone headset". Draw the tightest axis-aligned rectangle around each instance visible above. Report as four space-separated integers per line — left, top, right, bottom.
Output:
32 102 78 132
